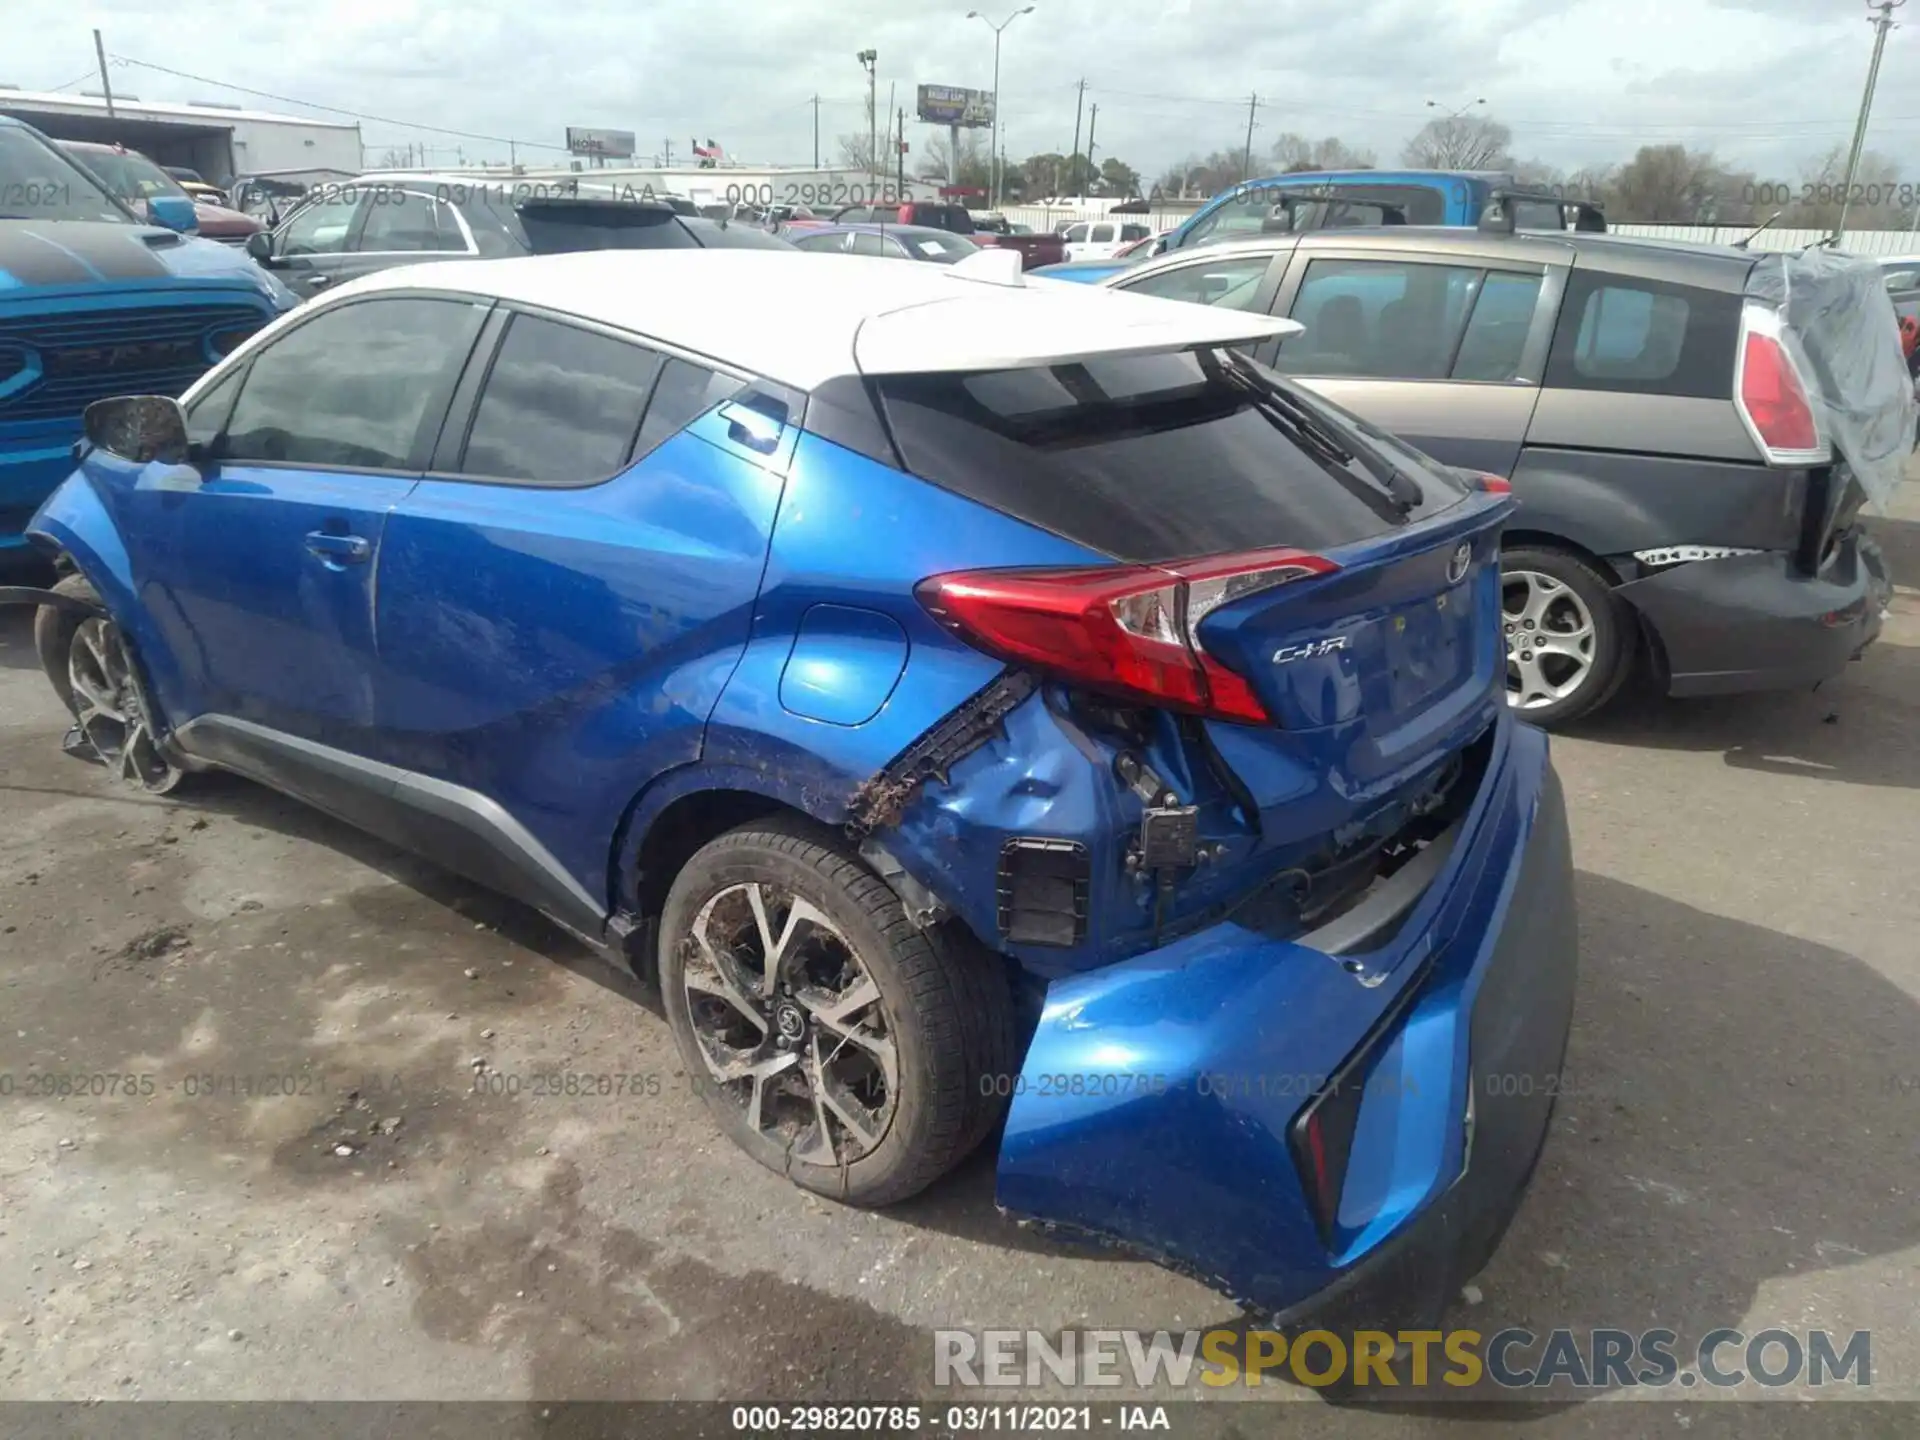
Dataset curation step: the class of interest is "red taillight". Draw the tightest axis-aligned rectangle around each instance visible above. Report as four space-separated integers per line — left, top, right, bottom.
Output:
1472 472 1512 494
916 547 1337 725
1737 308 1822 458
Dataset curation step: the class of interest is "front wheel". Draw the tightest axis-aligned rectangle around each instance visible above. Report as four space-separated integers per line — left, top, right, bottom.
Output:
658 820 1016 1206
1500 546 1631 728
33 574 186 795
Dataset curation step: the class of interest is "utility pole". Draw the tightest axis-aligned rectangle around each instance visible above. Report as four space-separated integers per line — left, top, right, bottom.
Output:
662 138 674 168
92 29 115 119
811 95 822 170
1069 78 1086 197
1837 0 1905 241
898 106 907 197
887 81 896 192
1241 92 1259 183
1085 102 1098 197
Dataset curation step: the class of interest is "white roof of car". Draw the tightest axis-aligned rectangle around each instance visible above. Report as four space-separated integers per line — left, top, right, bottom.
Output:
315 250 1302 390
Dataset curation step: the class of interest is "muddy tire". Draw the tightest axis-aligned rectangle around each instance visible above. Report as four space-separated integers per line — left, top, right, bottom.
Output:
1500 545 1631 729
659 819 1017 1206
34 573 186 795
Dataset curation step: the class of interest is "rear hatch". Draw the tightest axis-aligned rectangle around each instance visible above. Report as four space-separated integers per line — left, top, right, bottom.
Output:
1742 249 1919 569
878 344 1511 880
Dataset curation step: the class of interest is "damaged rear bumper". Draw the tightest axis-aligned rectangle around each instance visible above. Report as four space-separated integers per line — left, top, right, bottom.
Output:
1619 531 1891 698
995 715 1576 1324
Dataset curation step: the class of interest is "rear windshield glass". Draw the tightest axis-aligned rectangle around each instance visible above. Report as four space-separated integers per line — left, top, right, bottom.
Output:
873 347 1468 563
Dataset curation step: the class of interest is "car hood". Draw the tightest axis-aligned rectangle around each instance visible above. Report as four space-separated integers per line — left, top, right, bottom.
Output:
0 219 296 310
191 200 264 235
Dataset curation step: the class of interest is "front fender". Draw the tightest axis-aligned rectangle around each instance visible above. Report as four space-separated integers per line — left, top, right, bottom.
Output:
26 469 197 733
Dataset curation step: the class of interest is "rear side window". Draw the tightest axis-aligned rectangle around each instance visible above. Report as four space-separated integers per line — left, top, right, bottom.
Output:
1545 271 1740 398
874 347 1465 563
458 315 664 484
1451 270 1546 381
358 194 466 253
1280 258 1485 380
632 358 744 459
850 231 892 257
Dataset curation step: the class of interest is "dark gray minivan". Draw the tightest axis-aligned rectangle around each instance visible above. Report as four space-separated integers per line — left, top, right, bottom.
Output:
1099 227 1905 725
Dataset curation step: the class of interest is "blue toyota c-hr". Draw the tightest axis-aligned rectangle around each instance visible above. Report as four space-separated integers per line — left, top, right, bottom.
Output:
22 248 1576 1327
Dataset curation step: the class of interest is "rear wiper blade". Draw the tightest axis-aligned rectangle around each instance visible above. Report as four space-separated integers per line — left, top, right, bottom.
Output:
1218 354 1420 514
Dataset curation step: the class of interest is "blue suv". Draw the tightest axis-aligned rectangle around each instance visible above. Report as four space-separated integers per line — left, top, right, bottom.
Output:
24 249 1576 1325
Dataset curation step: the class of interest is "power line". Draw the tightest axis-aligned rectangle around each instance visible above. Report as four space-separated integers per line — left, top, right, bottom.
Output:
111 54 571 152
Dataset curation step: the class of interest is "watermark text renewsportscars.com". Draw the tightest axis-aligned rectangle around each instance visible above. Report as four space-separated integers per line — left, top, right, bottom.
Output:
934 1327 1872 1391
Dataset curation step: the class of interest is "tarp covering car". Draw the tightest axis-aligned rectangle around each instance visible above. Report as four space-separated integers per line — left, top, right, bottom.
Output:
1746 248 1920 510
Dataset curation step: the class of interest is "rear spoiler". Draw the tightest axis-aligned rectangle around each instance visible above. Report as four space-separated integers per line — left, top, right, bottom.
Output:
1478 188 1608 234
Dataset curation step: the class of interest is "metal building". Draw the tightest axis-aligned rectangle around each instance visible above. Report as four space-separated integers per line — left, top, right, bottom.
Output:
0 87 362 186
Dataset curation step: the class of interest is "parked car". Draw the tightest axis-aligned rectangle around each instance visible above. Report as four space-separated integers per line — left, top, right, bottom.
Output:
786 223 979 264
24 248 1575 1327
248 172 794 300
0 117 294 562
58 140 263 245
1042 171 1604 285
1098 225 1904 725
164 165 229 206
1061 219 1154 262
830 200 976 232
1113 227 1171 260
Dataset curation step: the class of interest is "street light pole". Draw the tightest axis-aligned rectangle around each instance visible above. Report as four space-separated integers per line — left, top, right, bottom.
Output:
967 7 1034 208
1425 97 1487 122
857 50 878 187
1837 0 1905 242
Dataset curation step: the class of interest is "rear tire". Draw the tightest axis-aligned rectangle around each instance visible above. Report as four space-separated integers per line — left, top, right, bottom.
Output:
1500 545 1631 728
658 819 1017 1206
34 574 186 795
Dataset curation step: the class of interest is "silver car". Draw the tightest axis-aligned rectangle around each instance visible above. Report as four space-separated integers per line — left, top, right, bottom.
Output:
1100 226 1901 726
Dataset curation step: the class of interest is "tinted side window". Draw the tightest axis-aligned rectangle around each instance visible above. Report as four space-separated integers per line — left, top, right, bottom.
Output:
1451 270 1545 382
850 231 891 257
631 358 745 460
1545 271 1740 398
1280 259 1483 380
220 298 486 470
357 194 466 252
459 315 664 484
1119 255 1272 311
279 193 360 256
794 232 849 253
185 368 245 449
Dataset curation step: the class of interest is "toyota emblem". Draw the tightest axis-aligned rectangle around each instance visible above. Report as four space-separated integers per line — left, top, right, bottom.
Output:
1446 542 1473 586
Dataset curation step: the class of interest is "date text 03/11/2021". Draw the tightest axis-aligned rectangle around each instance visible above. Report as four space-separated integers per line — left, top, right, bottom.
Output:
729 1406 1171 1433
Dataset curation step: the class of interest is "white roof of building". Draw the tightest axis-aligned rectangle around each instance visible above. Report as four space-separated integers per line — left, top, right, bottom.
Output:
0 88 360 131
321 249 1301 389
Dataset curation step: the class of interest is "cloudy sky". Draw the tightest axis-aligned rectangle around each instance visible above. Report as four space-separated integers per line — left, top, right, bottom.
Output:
7 0 1919 185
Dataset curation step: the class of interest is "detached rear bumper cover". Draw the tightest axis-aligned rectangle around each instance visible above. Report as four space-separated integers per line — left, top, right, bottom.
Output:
1619 530 1890 698
996 717 1576 1322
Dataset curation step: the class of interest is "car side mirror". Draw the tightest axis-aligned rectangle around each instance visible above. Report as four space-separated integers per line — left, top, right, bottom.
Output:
146 194 200 234
83 396 191 465
245 230 276 263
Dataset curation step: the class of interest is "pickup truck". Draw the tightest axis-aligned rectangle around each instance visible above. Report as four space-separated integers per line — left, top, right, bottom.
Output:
822 201 1066 269
0 117 296 562
1035 168 1602 284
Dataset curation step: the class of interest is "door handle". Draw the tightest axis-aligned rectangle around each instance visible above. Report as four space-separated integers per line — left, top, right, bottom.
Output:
305 531 370 563
306 274 333 289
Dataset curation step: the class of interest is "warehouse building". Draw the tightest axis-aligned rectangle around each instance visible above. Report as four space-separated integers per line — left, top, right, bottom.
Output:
0 86 362 186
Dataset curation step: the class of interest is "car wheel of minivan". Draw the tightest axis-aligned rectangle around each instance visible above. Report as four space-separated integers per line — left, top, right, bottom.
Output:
1500 546 1630 728
33 574 187 795
659 820 1016 1206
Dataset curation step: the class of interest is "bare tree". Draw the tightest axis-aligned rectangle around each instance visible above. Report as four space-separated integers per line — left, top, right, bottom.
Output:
916 132 991 189
1783 144 1906 230
1610 145 1729 223
1401 115 1512 170
836 133 874 172
1269 132 1376 173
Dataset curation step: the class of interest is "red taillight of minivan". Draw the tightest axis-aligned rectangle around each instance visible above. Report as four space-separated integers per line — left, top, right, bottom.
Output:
1735 303 1828 463
916 548 1338 724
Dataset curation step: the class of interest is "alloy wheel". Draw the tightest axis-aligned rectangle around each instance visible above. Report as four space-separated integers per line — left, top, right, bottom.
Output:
67 618 183 794
679 881 899 1167
1502 569 1597 712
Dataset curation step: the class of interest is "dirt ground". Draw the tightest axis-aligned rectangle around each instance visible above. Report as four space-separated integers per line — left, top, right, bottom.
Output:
2 482 1918 1433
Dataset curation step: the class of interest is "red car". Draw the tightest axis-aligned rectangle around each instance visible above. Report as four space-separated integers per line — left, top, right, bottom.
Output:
57 140 263 245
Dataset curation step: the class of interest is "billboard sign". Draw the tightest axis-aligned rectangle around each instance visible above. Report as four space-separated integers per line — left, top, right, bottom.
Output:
565 127 637 159
916 84 994 128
